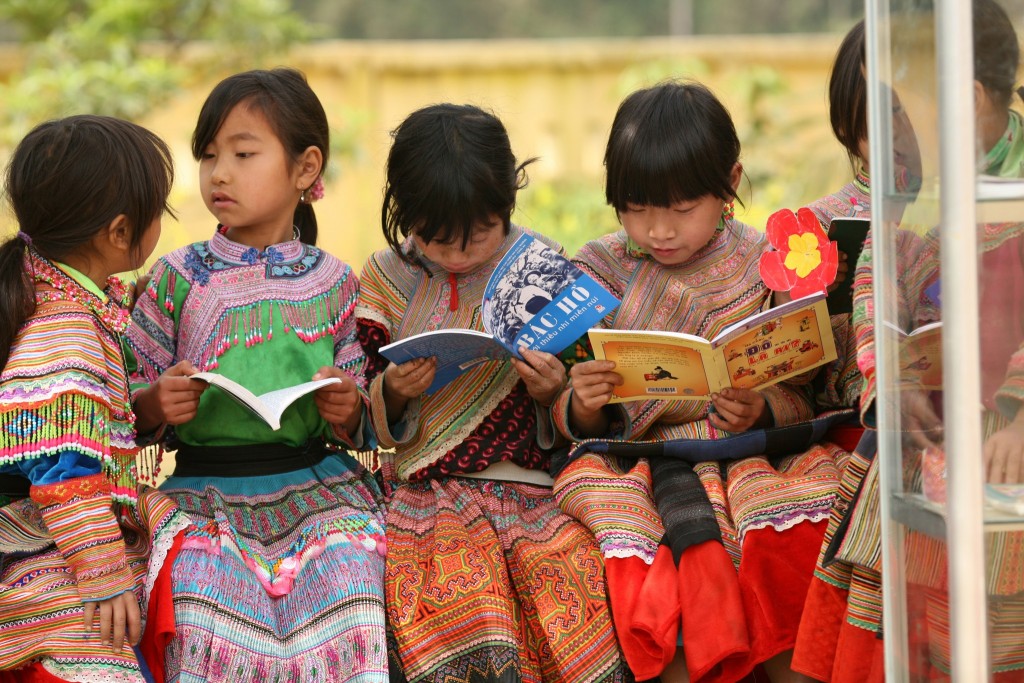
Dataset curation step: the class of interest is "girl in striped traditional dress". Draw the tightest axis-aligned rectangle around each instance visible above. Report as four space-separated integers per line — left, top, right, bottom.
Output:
356 103 627 683
836 1 1024 679
790 20 927 683
798 2 1024 679
0 116 187 681
127 69 388 682
550 81 837 683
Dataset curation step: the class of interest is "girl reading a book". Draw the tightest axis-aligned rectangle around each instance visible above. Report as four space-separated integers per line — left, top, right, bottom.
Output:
127 68 388 682
0 115 187 681
835 1 1024 678
788 20 928 682
550 81 838 683
356 103 627 683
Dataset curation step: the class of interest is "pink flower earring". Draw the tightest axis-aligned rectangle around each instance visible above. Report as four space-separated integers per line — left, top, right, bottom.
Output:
300 176 326 204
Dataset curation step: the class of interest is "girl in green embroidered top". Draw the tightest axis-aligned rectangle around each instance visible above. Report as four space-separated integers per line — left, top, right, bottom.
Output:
127 68 388 682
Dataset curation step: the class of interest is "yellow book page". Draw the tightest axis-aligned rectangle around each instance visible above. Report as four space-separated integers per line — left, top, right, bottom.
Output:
716 298 837 390
590 331 716 402
897 322 942 391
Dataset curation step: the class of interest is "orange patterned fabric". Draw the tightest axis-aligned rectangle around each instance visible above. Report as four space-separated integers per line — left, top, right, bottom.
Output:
386 477 626 683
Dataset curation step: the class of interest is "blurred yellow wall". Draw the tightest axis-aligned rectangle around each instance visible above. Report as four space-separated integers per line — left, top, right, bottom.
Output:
2 36 849 272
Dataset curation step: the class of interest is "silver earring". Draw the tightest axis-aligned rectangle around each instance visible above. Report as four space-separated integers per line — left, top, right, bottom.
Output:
292 225 301 240
300 189 308 204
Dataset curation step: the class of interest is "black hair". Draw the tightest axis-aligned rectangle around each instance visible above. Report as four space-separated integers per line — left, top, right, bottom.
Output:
0 115 174 369
829 20 867 168
973 0 1021 108
191 67 329 245
381 103 533 263
604 81 741 212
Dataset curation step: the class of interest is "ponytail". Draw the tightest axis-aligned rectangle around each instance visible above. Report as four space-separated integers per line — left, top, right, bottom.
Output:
294 201 319 246
0 236 35 371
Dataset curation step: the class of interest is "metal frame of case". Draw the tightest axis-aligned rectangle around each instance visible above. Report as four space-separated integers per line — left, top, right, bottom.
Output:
867 0 1024 679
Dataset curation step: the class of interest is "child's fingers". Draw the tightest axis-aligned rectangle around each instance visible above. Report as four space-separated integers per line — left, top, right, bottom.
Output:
386 359 435 398
519 348 561 372
570 360 616 379
83 601 96 634
1006 451 1023 484
110 599 128 653
126 593 142 646
98 600 112 647
709 401 743 430
394 358 435 382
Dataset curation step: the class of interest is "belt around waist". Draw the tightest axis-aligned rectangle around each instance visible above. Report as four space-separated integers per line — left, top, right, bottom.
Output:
172 440 329 478
0 473 30 500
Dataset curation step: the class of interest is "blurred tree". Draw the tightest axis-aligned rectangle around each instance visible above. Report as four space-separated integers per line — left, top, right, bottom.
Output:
0 0 312 142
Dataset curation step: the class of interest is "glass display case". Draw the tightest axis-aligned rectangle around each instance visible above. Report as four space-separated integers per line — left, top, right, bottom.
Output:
866 0 1024 680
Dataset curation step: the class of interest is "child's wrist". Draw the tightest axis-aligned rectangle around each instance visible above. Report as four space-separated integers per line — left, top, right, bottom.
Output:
131 386 163 434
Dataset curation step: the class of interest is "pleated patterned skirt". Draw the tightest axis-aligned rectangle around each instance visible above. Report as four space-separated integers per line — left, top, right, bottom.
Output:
157 452 388 683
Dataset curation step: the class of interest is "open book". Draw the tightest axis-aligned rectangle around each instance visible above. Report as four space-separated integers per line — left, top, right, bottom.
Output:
379 233 620 394
826 217 870 315
985 483 1024 516
191 372 341 430
884 320 942 391
588 292 837 403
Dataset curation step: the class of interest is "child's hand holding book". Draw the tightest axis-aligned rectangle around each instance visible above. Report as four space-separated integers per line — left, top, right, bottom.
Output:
708 387 769 432
134 360 207 434
566 359 623 437
312 367 363 437
510 347 566 407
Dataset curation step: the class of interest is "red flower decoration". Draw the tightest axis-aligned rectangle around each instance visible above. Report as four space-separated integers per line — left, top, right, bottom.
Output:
759 207 839 299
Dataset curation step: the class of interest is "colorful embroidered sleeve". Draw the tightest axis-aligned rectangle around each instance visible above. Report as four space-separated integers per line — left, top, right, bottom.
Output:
0 308 132 491
127 258 188 388
325 267 373 449
854 229 939 424
1 310 135 600
30 473 134 601
357 252 422 450
761 382 816 426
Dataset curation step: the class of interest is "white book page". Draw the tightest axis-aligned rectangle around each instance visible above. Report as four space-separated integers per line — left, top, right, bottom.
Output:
191 372 340 430
255 379 341 430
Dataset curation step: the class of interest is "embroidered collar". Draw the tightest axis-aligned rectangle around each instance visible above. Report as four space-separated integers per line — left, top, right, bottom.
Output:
854 167 870 194
984 110 1024 178
27 250 132 334
208 228 306 266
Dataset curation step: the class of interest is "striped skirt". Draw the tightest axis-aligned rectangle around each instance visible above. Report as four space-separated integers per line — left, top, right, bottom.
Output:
0 487 186 681
385 476 627 683
157 452 388 683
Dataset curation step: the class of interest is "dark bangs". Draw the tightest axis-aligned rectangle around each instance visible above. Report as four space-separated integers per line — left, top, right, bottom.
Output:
604 81 740 211
191 85 276 161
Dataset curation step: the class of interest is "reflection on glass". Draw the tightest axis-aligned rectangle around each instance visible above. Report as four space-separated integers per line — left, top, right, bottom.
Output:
868 0 1024 678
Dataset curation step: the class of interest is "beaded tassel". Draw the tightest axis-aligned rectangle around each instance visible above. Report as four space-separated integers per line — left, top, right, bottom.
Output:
194 280 354 370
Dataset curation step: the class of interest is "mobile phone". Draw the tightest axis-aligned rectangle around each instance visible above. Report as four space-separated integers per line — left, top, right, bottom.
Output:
826 217 870 314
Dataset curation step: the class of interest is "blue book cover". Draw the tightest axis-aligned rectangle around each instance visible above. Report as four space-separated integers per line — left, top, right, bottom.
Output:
379 233 620 394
